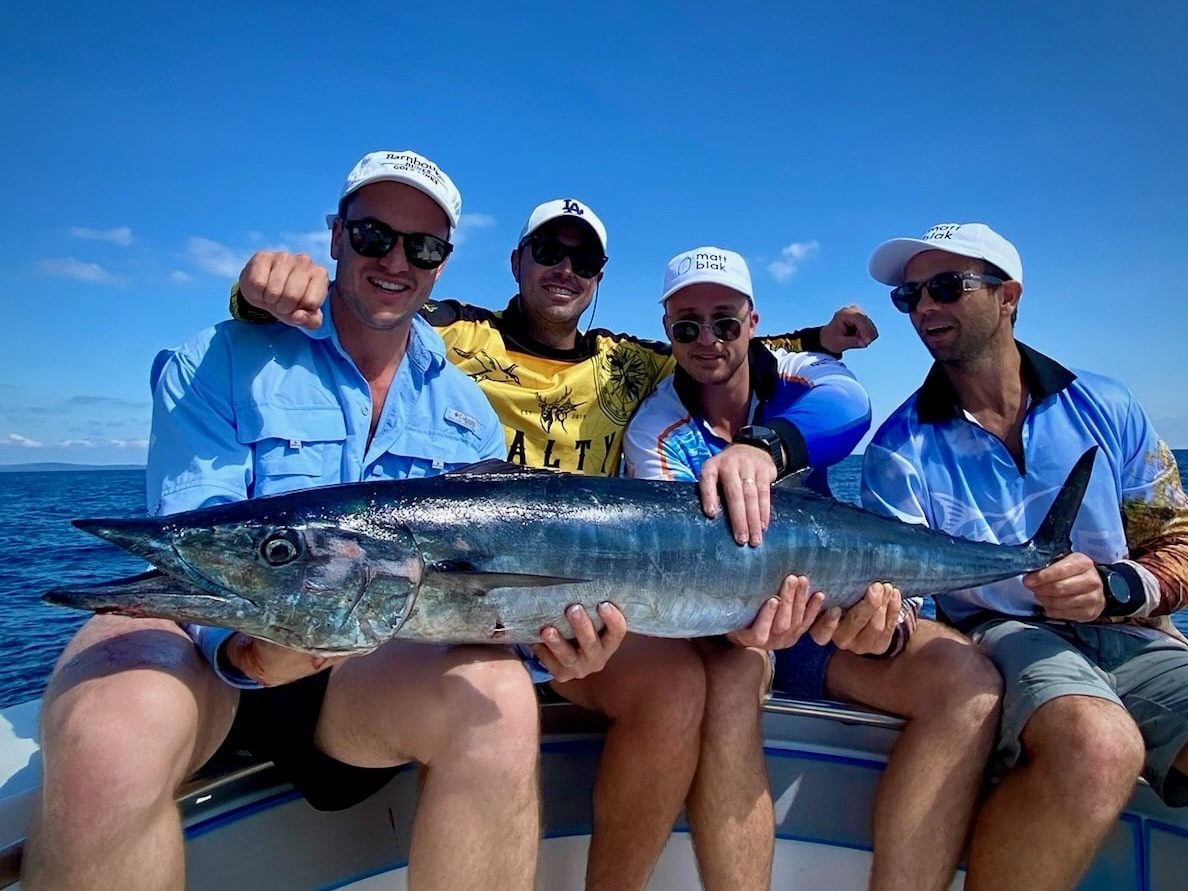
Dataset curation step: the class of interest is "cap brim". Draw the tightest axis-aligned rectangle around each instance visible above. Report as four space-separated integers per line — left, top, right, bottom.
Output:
659 282 752 305
868 238 940 286
521 215 607 255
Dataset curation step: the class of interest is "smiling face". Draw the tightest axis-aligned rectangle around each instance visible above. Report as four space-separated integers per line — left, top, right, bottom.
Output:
510 219 603 334
902 249 1019 365
663 283 757 387
329 181 451 334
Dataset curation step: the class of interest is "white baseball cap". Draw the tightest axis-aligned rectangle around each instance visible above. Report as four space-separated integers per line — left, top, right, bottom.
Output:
518 198 608 255
868 222 1023 286
659 246 754 305
329 150 462 233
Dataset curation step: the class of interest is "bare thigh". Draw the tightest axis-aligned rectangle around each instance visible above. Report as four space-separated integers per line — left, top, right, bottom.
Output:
314 639 537 769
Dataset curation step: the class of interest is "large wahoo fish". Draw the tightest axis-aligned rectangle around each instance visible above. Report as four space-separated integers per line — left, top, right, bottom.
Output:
45 450 1098 654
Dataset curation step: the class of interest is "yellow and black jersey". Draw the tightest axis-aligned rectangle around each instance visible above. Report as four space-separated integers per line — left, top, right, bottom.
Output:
422 297 825 476
232 288 826 476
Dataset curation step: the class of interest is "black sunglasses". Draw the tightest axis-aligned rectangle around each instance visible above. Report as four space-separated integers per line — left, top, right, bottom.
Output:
890 271 1004 313
667 312 749 345
524 234 608 279
344 218 453 270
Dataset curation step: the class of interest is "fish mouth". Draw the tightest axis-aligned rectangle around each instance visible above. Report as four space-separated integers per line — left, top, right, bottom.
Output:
72 516 261 610
43 569 261 624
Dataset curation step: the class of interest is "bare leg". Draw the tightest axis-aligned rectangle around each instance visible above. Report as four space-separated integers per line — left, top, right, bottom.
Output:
551 634 705 891
826 620 1002 891
23 616 238 891
965 695 1144 891
317 641 541 891
687 641 773 891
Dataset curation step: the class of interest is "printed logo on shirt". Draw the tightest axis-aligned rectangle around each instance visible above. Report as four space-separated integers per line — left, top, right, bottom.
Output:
445 408 479 433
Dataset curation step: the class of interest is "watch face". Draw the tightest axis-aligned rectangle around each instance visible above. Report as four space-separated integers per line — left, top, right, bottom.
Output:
1104 570 1138 608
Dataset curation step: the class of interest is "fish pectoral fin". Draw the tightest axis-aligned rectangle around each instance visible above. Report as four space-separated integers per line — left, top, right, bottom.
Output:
773 468 812 490
424 564 588 596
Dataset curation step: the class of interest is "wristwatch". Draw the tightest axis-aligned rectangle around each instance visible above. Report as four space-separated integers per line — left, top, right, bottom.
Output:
733 425 786 477
1096 563 1144 618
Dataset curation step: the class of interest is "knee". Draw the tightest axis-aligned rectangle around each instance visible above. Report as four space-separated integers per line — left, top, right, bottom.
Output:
40 673 202 825
611 640 706 732
440 652 539 764
914 640 1003 723
1030 700 1144 779
703 647 768 716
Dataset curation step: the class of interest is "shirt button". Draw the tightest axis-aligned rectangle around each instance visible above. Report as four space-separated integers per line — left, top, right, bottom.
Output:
361 405 370 416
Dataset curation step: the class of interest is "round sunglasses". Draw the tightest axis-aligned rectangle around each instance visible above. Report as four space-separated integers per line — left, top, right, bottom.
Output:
667 311 750 345
344 218 453 270
890 271 1004 313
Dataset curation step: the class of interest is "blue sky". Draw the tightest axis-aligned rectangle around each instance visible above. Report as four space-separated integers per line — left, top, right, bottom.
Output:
2 2 1186 465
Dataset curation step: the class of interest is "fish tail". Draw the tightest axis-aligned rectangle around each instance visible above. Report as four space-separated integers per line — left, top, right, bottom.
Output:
1026 446 1098 560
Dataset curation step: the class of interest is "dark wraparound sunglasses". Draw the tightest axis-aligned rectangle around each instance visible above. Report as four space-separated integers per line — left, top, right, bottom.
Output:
344 218 453 270
890 271 1004 313
524 235 608 279
667 312 749 345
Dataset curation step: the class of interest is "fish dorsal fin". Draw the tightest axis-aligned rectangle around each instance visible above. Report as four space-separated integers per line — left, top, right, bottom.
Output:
774 467 813 490
445 459 561 478
424 560 587 596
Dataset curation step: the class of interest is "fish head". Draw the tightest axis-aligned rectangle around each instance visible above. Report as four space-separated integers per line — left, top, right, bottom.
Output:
72 506 426 650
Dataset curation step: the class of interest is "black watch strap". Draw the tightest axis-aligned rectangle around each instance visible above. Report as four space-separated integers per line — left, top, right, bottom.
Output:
733 425 785 477
1097 562 1145 618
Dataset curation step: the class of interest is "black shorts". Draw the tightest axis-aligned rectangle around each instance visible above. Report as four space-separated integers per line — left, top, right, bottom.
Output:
220 670 403 811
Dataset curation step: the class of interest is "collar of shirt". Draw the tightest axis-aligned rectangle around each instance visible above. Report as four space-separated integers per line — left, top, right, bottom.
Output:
915 340 1078 424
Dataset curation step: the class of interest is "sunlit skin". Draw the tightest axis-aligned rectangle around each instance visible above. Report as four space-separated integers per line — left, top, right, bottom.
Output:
664 283 757 389
509 220 603 349
329 181 451 340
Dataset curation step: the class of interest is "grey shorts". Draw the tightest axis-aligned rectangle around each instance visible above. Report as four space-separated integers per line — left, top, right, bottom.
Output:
972 617 1188 806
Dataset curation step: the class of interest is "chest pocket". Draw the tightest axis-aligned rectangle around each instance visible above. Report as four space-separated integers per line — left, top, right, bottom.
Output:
236 404 347 487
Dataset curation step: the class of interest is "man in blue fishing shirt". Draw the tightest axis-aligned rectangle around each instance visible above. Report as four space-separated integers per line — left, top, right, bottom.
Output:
625 246 1004 891
862 222 1188 890
24 151 548 891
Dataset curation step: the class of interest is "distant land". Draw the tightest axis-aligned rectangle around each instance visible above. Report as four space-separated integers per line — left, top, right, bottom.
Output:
0 463 144 473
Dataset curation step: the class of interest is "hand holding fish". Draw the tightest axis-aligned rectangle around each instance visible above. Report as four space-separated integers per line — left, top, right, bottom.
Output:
533 602 628 683
223 632 350 687
697 444 778 547
1023 552 1106 621
819 304 878 353
240 251 330 330
728 575 825 650
810 581 903 656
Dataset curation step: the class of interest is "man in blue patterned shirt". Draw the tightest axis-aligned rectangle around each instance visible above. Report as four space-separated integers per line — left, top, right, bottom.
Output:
862 221 1188 890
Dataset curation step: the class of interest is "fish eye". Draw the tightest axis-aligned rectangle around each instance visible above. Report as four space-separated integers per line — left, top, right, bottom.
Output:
260 529 302 566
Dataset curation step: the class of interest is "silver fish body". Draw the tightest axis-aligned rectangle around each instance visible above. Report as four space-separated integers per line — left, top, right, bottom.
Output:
45 451 1096 654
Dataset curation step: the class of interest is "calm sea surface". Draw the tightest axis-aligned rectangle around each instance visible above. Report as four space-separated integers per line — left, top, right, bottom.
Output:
1 454 1186 709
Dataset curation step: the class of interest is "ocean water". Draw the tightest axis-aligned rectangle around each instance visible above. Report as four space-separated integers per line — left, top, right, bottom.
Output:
1 454 1187 709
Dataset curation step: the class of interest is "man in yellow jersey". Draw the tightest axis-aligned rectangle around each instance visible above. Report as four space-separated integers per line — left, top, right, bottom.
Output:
232 196 875 890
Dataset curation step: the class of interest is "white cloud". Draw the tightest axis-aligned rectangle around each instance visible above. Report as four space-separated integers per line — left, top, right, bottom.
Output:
69 226 134 246
169 270 194 284
60 439 95 447
2 433 43 448
38 257 120 284
768 240 821 283
454 213 496 245
186 237 250 279
110 438 149 449
278 230 331 258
